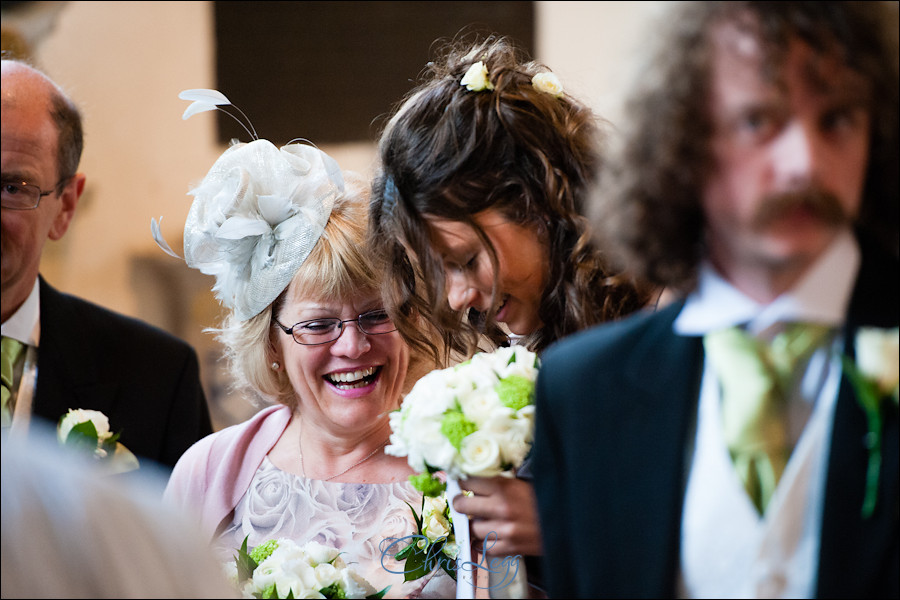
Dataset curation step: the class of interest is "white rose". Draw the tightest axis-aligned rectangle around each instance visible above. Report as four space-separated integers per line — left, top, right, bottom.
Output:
221 560 239 587
457 387 504 426
856 327 899 397
257 552 318 598
291 560 324 596
481 413 531 467
339 568 377 598
406 371 458 416
302 540 339 566
239 581 257 599
493 347 539 381
273 566 314 599
483 346 515 367
422 496 453 542
460 60 494 92
424 513 452 543
499 430 531 467
312 562 340 588
458 430 502 477
247 561 279 594
516 405 536 434
392 416 450 472
422 495 448 520
57 409 112 444
417 423 458 473
532 72 564 98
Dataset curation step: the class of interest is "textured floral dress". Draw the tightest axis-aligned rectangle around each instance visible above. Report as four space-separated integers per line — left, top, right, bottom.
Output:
214 457 457 599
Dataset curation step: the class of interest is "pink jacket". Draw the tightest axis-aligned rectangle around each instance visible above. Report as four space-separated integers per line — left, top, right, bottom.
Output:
163 404 292 538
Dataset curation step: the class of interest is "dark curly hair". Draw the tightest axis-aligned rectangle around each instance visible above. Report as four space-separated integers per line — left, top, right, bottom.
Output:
368 35 654 364
592 1 900 294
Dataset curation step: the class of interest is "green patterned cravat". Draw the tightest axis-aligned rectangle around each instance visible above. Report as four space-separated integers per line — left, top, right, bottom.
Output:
703 323 830 514
1 336 25 427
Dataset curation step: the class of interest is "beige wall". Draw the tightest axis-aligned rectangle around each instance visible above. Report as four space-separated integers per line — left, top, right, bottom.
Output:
5 0 664 426
22 0 664 318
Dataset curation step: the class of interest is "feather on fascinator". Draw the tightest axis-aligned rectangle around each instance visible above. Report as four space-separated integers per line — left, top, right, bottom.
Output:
152 90 344 320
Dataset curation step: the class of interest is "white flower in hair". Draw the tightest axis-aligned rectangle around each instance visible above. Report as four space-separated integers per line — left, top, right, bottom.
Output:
460 60 494 92
532 72 564 98
152 90 344 320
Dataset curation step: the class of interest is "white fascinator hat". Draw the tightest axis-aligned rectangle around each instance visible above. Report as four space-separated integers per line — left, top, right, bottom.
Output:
153 90 344 320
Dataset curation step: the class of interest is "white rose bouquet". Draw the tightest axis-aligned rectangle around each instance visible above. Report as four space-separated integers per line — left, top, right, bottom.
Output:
57 408 139 474
231 536 388 599
385 345 539 598
386 345 538 490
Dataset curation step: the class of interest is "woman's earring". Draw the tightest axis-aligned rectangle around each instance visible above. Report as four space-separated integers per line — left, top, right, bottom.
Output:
271 361 281 371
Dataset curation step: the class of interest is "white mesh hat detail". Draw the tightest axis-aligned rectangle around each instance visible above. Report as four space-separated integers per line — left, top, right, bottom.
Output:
152 90 344 320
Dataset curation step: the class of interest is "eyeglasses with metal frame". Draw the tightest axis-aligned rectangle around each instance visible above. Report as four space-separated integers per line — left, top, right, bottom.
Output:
272 308 398 345
1 177 71 210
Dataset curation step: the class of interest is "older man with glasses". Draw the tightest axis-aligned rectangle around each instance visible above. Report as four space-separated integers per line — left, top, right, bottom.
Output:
1 58 213 471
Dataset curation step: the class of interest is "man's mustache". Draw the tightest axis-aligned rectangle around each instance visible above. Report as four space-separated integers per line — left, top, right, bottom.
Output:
751 187 850 230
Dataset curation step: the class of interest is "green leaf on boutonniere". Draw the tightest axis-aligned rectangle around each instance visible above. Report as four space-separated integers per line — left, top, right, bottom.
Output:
439 544 457 580
402 544 433 582
842 355 884 519
396 498 457 582
64 420 100 452
406 500 423 532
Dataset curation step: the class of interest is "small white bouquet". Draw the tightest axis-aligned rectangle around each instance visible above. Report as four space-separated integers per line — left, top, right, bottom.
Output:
231 536 388 599
385 345 539 598
57 408 139 474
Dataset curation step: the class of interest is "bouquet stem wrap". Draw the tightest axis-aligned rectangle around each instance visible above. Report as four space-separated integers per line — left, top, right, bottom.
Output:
447 478 475 599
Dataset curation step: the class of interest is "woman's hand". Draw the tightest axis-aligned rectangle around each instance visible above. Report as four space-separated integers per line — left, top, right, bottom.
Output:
451 476 543 557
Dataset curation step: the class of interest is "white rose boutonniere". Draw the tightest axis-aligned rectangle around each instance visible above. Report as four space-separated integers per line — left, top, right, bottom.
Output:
531 72 564 98
460 61 494 92
57 408 139 474
841 326 899 518
389 494 458 583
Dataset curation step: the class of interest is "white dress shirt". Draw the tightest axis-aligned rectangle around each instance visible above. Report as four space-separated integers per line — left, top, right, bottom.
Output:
673 230 859 599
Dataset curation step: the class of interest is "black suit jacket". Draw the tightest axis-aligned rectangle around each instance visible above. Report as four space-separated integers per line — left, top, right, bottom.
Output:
532 237 899 598
31 277 213 470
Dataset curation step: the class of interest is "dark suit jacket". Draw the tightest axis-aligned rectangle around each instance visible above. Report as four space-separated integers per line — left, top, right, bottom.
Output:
31 277 213 470
532 236 899 599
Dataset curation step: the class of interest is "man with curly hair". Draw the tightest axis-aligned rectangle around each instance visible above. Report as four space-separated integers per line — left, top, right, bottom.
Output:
532 2 898 597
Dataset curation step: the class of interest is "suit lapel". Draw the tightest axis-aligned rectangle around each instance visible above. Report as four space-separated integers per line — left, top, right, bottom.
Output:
616 302 705 597
34 278 118 424
817 236 899 597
